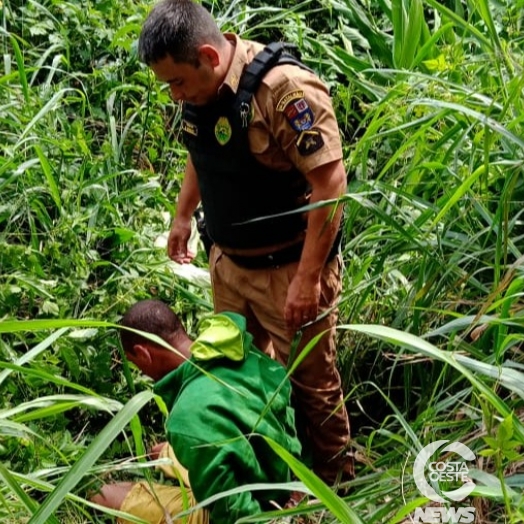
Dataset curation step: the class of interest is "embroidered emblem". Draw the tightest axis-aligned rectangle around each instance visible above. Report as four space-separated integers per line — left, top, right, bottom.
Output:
181 119 198 137
286 100 314 131
230 73 239 89
296 128 324 156
276 90 305 112
279 95 315 132
214 116 232 145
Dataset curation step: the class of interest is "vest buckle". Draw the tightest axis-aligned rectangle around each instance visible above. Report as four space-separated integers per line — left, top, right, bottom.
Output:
239 102 250 128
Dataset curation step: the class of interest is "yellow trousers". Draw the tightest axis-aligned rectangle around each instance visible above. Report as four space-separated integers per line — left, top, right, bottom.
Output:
118 444 208 524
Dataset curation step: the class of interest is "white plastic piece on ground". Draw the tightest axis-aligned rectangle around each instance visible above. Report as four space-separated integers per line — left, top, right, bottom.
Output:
155 216 211 289
166 261 211 289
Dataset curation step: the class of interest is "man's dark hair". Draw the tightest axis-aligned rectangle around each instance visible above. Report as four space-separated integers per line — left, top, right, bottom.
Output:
138 0 225 65
120 299 183 350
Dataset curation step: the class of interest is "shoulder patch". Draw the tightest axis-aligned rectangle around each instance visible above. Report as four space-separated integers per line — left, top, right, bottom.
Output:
296 128 324 156
278 94 315 132
276 90 305 112
182 120 198 137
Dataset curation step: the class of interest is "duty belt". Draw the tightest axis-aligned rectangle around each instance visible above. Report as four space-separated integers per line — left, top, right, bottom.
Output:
226 230 342 270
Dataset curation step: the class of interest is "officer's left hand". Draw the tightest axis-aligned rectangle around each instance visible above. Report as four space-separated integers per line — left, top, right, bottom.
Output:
284 273 320 331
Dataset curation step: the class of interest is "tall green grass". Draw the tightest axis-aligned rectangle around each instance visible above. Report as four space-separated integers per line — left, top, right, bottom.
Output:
1 0 523 522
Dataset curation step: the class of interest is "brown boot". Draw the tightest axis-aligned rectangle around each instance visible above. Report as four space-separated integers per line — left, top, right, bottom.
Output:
283 491 317 524
314 450 355 492
284 490 307 509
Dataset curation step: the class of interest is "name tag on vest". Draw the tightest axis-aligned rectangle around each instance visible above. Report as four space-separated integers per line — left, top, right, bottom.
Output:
182 120 198 136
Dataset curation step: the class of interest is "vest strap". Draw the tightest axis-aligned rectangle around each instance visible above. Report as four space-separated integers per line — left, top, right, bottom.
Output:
235 43 310 128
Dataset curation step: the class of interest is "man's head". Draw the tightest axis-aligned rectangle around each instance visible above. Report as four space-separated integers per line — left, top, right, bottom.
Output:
138 0 232 105
120 299 192 380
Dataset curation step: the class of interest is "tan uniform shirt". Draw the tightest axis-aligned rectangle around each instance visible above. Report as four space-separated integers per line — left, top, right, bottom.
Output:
209 35 343 255
219 34 343 175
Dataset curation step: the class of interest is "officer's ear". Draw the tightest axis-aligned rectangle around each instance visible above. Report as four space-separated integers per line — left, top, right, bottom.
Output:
198 45 220 68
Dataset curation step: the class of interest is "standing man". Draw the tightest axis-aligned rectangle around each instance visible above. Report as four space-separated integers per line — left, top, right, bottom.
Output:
138 0 352 486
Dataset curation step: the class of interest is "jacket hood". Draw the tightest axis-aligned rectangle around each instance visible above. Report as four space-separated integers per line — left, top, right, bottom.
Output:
190 312 251 362
154 312 252 409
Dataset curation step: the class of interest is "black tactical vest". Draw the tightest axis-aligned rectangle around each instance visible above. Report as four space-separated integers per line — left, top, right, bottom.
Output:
181 43 312 249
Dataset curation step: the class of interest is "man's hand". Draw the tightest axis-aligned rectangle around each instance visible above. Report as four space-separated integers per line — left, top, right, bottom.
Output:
148 442 168 460
284 272 321 332
167 218 195 263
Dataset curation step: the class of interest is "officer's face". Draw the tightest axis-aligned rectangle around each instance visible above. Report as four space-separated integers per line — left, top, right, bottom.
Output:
151 54 218 106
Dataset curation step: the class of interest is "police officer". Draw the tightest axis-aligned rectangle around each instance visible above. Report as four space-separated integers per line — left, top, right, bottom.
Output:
138 0 353 486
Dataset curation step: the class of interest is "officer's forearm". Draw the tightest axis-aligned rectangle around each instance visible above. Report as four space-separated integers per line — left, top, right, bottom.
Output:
299 204 342 279
297 161 346 280
175 156 201 222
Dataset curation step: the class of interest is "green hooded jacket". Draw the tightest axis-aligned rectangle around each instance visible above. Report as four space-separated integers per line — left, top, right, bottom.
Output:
153 312 302 523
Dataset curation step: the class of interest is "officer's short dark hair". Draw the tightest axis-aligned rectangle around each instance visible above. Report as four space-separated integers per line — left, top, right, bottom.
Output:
138 0 225 65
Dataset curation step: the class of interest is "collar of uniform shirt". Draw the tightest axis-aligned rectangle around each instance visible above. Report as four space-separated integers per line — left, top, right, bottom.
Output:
217 33 249 97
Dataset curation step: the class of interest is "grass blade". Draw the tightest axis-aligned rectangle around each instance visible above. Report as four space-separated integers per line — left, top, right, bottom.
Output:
28 390 156 524
34 144 62 209
340 324 524 440
7 33 29 103
263 436 365 524
0 463 60 524
0 328 68 387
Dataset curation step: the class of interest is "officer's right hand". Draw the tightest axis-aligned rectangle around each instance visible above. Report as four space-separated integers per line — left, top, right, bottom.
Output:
167 218 194 263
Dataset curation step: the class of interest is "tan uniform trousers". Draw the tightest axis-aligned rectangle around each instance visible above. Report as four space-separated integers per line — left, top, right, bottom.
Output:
210 245 351 483
118 444 208 524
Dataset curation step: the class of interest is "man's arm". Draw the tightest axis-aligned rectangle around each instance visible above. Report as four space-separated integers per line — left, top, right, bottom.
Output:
284 159 346 331
167 155 201 263
256 65 347 331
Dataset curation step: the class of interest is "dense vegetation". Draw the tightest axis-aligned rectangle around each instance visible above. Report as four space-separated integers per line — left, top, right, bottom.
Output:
1 0 523 522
